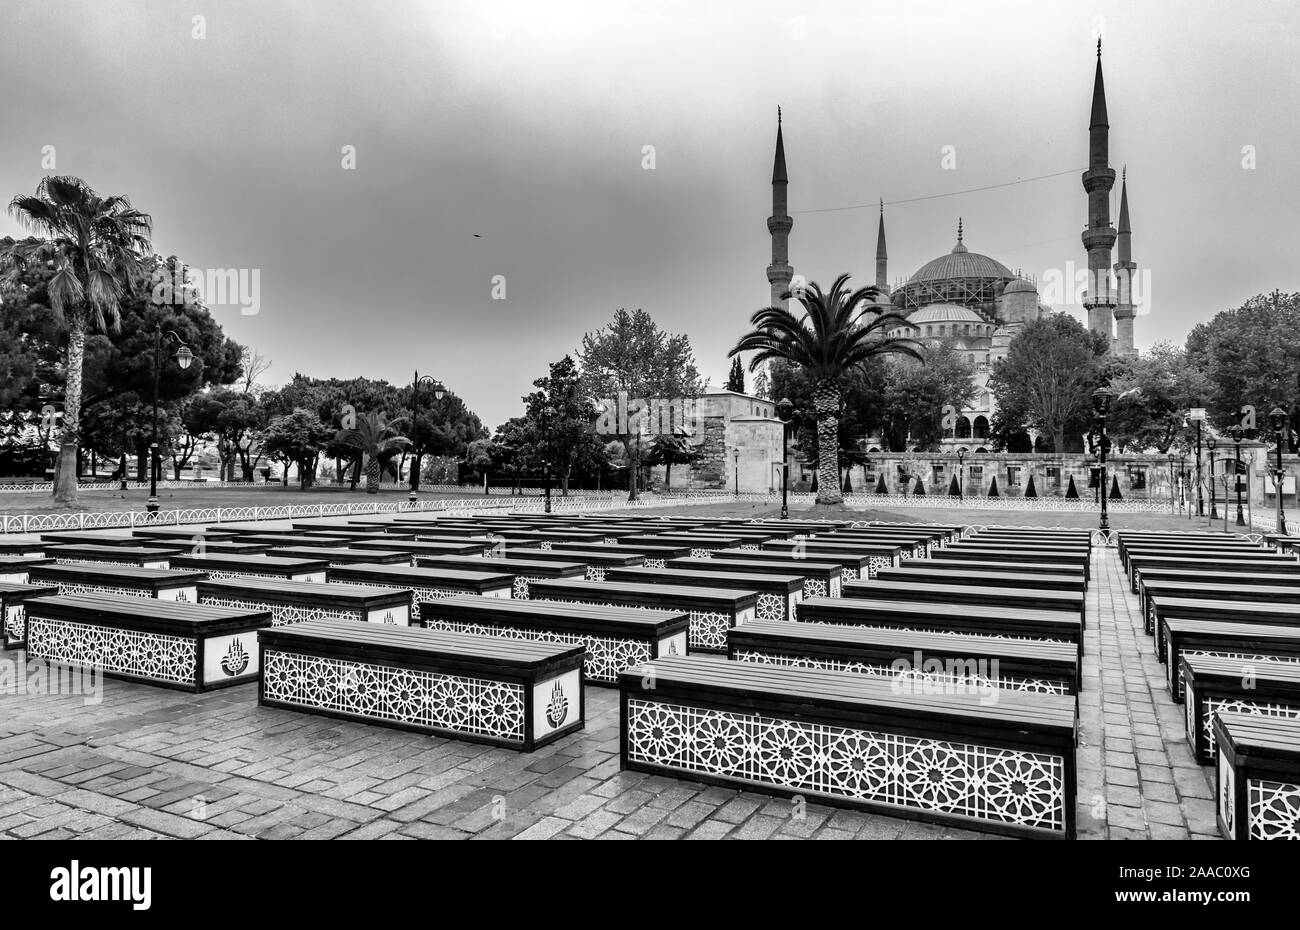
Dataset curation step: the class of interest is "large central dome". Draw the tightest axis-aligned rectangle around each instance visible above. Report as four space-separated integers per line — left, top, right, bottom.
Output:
909 245 1013 284
892 221 1017 314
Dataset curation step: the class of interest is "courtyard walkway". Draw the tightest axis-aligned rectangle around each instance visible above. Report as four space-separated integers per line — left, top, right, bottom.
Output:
0 546 1217 840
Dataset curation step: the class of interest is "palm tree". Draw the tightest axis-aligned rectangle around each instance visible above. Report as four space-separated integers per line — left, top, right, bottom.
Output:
0 176 153 505
731 273 920 505
335 412 411 494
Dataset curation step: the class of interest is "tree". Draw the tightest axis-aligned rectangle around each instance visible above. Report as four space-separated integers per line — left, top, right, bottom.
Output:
465 438 497 493
1 176 154 503
1105 343 1212 453
578 308 705 501
403 386 485 493
1186 291 1300 433
335 411 411 494
493 416 538 495
725 357 745 393
261 409 332 488
1065 474 1079 499
986 313 1110 453
880 343 977 451
731 273 920 504
525 355 602 496
644 432 700 490
188 389 265 481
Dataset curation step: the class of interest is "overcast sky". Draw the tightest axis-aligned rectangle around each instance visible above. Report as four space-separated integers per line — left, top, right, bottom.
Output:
2 0 1297 427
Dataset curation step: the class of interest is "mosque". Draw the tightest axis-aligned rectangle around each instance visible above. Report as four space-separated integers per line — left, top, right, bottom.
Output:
763 41 1139 453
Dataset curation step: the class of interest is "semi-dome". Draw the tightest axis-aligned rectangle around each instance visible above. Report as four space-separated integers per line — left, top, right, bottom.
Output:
1003 277 1038 294
906 303 988 325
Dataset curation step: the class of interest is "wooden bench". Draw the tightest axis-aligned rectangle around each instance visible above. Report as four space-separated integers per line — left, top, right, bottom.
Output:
760 540 901 577
1120 542 1267 576
133 527 240 543
1141 581 1300 636
728 620 1080 696
409 554 585 598
0 555 54 584
28 562 205 603
1126 553 1300 594
933 545 1091 582
267 545 411 567
798 596 1084 662
417 594 689 684
819 529 939 558
46 543 175 569
1161 618 1300 702
25 594 271 692
39 531 149 547
299 528 419 542
619 656 1077 838
327 564 513 621
667 555 844 600
603 565 804 621
870 566 1086 594
168 553 329 583
845 579 1086 625
496 546 645 582
147 540 275 556
594 543 694 569
1212 712 1300 840
1137 569 1300 619
352 538 491 559
615 534 747 558
259 620 584 751
1149 596 1300 662
199 576 414 628
239 533 347 548
529 578 758 654
1182 654 1300 764
1 581 59 650
0 541 46 557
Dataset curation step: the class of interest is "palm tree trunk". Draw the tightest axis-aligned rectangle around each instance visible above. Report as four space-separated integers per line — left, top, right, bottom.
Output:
813 379 843 505
53 323 86 505
365 457 380 494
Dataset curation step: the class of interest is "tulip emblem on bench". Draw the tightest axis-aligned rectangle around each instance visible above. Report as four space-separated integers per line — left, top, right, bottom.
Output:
220 638 250 677
545 680 569 728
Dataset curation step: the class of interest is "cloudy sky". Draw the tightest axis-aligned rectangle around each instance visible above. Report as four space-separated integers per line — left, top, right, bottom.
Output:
2 0 1297 427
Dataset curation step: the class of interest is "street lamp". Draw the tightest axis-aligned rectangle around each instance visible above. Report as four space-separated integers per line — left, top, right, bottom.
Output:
147 326 194 514
1167 452 1176 515
733 447 740 496
1188 406 1207 517
776 397 794 519
956 448 966 503
541 405 556 514
1270 406 1289 535
1092 386 1114 534
1206 434 1218 521
1230 425 1246 527
407 371 446 504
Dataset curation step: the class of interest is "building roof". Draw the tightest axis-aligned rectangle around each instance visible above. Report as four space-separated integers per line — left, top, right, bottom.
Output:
908 245 1014 285
1002 277 1038 295
906 304 988 325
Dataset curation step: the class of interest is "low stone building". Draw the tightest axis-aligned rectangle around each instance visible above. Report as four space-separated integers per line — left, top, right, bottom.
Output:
644 390 785 494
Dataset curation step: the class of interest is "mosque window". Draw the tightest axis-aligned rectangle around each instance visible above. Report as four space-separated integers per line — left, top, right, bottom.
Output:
1046 466 1061 489
1006 465 1022 488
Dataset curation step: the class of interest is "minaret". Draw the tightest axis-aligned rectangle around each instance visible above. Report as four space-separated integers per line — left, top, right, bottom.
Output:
766 107 793 310
1113 167 1137 356
875 199 888 293
1081 39 1117 348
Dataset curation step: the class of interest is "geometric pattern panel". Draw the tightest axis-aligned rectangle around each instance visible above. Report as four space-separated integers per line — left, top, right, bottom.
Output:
343 582 466 622
868 556 894 576
200 596 358 627
626 698 1066 833
533 596 731 653
203 570 284 582
585 566 606 582
756 592 787 621
26 616 196 685
802 579 827 599
1247 778 1300 840
424 616 649 684
261 649 525 742
841 567 859 582
55 557 143 568
643 558 666 570
4 605 25 645
1201 696 1300 757
54 582 152 599
822 621 1070 648
731 649 1070 695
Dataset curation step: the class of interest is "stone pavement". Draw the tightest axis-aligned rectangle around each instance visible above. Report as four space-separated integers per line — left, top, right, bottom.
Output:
0 546 1217 840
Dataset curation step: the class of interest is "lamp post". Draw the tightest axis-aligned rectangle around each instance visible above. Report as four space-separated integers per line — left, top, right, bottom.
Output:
147 326 194 514
957 448 966 503
1092 387 1114 534
776 397 794 519
1206 435 1218 521
1188 407 1206 516
1230 425 1246 527
407 371 446 505
541 404 556 514
733 447 740 496
1167 452 1176 515
1270 406 1289 535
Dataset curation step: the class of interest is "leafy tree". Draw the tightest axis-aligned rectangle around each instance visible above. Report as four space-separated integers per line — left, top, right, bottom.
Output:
880 343 977 451
492 416 539 496
578 308 705 501
986 313 1110 453
261 409 332 488
335 411 410 494
465 438 497 493
524 355 602 496
731 274 920 505
1105 343 1212 453
644 432 700 490
1 175 154 503
188 389 266 481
